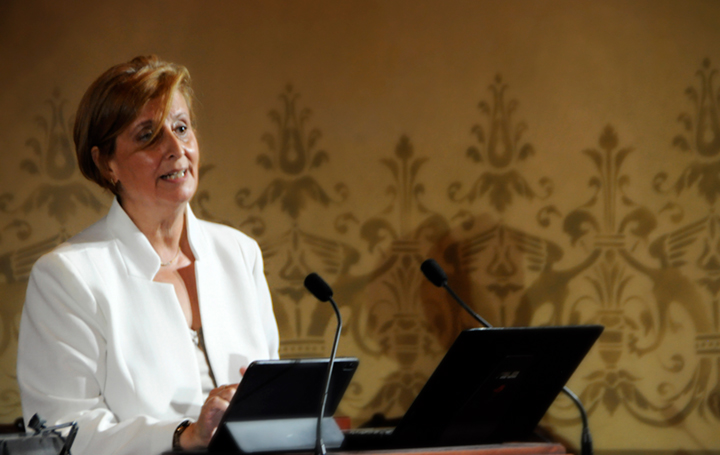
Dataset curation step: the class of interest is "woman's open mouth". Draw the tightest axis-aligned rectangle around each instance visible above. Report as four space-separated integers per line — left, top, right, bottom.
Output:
160 169 187 181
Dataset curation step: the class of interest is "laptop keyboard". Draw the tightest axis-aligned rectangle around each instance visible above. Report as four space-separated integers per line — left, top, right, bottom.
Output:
343 427 395 450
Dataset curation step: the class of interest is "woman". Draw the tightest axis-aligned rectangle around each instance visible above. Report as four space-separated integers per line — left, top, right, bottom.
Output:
16 55 279 454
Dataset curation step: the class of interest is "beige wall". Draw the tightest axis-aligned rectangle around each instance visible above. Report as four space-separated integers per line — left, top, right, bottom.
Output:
2 0 720 452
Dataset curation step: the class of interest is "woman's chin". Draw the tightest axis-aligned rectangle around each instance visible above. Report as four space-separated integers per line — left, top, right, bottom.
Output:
162 180 197 203
153 188 196 210
172 189 197 205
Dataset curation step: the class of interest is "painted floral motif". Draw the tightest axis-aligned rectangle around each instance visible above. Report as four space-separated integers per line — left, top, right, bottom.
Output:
0 89 104 230
449 75 552 213
656 58 720 205
545 118 717 426
346 136 448 418
236 85 348 219
229 85 358 359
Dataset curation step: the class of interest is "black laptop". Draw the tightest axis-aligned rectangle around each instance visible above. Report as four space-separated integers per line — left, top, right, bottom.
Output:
208 357 359 453
344 325 603 450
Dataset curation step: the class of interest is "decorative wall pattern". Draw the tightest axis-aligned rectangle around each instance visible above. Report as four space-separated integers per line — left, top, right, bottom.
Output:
197 60 720 441
0 89 107 420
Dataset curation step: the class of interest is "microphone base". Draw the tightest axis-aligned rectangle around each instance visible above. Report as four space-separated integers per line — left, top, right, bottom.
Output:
209 417 344 453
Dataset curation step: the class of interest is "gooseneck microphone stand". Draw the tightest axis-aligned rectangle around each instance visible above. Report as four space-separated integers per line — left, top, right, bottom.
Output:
420 258 594 455
304 273 343 455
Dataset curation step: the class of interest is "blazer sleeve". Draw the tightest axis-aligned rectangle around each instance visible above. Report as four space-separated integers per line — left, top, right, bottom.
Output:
17 253 181 455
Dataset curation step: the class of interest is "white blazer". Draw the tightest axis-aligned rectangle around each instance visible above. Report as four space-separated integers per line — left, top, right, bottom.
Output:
17 199 279 455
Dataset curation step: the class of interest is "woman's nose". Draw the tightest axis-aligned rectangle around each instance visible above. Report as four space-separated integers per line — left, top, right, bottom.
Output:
160 126 185 158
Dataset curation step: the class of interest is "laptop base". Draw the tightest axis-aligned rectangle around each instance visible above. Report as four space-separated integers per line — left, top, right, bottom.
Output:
209 417 344 453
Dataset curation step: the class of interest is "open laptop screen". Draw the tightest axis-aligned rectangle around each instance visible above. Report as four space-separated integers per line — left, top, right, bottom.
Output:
376 325 603 449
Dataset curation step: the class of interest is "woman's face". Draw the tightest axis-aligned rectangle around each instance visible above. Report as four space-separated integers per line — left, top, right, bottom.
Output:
106 91 199 215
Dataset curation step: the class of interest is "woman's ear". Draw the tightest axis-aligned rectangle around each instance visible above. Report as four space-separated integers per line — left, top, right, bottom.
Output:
91 146 116 185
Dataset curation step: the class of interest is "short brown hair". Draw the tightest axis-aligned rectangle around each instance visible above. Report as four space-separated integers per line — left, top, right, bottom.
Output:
73 55 194 194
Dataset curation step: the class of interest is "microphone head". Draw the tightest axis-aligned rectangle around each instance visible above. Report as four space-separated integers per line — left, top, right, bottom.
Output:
420 258 448 287
304 272 334 302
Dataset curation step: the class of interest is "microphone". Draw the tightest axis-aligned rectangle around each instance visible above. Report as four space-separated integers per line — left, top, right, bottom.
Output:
420 258 593 455
420 259 492 328
305 272 334 302
304 273 343 455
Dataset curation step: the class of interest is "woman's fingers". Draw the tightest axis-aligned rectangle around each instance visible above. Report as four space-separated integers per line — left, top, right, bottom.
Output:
222 383 238 399
185 383 239 449
207 384 237 402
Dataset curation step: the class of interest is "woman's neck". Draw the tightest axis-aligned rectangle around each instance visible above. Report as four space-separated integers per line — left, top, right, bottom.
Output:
118 197 188 261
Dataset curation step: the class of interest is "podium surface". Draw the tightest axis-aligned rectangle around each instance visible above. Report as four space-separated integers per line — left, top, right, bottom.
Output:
335 443 567 455
164 442 567 455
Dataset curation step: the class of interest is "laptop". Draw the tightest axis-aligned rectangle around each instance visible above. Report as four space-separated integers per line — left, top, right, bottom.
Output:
208 357 359 453
344 325 604 450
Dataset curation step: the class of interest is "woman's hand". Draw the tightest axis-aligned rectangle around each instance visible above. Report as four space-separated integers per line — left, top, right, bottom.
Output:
179 383 238 450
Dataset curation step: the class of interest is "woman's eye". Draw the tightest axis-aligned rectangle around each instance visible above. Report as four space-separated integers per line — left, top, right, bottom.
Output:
175 124 188 135
137 130 153 142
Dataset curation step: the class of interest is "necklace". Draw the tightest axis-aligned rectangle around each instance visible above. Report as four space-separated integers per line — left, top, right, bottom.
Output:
160 248 181 267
